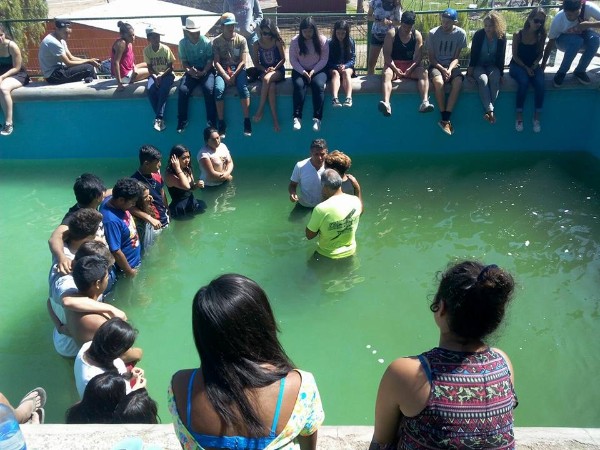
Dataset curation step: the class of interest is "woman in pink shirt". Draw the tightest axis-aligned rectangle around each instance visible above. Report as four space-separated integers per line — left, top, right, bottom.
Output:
111 21 149 91
289 17 329 133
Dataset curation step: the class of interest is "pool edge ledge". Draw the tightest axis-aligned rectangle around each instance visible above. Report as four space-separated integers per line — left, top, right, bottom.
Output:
20 424 600 449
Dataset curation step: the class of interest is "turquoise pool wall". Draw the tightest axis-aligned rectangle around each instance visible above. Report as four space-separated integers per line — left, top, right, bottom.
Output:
1 86 599 159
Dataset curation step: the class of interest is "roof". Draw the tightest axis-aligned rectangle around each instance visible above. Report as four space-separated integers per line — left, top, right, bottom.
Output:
59 0 220 45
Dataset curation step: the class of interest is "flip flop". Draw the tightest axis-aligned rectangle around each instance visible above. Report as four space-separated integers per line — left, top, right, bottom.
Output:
27 408 45 425
18 387 47 417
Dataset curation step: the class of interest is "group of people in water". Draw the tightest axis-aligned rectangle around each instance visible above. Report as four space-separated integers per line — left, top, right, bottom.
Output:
1 0 598 138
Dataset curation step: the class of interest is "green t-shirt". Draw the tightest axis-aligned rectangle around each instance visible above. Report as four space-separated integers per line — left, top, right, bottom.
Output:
143 43 175 73
178 36 213 68
307 193 362 259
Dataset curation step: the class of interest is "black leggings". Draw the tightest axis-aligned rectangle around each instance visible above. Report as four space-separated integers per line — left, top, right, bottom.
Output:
292 69 327 120
46 64 97 84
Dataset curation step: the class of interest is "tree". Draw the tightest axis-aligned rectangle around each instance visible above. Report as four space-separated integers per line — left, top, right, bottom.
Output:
0 0 48 64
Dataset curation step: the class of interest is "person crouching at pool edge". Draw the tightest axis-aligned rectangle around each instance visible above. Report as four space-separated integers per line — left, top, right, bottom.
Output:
305 169 362 260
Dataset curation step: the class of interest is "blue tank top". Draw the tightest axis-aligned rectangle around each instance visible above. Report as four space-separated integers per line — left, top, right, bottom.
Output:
186 368 287 449
257 43 285 76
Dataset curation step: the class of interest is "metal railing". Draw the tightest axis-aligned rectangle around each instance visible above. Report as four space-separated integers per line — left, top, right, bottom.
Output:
3 6 559 77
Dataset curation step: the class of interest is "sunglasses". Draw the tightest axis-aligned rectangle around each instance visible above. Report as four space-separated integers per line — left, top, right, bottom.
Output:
261 30 272 36
532 18 545 24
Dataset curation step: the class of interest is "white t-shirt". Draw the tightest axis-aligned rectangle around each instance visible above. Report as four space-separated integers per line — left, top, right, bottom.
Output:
290 158 325 208
74 341 130 398
548 1 600 39
197 143 233 187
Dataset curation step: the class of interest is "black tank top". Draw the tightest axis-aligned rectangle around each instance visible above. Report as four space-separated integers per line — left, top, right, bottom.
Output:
391 28 416 61
513 31 538 67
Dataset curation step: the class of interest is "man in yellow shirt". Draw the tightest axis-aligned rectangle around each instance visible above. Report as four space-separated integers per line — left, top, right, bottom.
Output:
306 169 362 259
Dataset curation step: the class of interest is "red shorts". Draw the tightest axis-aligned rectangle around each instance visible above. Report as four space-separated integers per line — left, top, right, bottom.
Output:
393 60 413 72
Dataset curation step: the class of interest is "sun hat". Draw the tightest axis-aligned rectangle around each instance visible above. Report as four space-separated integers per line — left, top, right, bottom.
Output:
441 8 458 21
221 12 237 26
183 17 202 32
145 26 164 36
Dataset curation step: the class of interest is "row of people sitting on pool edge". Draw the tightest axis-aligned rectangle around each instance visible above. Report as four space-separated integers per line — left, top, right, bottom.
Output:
2 0 598 137
52 263 518 447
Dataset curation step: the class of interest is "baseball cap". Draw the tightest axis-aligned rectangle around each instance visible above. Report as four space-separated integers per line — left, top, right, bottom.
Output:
221 12 237 26
401 11 417 25
441 8 458 21
145 26 164 36
55 18 72 28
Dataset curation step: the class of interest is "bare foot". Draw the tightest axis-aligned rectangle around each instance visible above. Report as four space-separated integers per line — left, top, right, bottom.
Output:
253 111 263 123
273 122 280 132
15 391 42 423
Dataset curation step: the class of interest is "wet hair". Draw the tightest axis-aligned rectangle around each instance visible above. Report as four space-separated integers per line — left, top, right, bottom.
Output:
117 21 133 36
66 372 127 424
86 318 137 371
563 0 582 11
74 241 115 266
73 173 106 207
192 274 294 435
298 17 321 56
523 7 547 44
430 261 515 341
310 138 328 152
166 144 192 177
68 208 103 240
112 177 143 201
324 150 352 176
321 169 343 190
113 388 159 424
258 18 284 44
330 20 352 63
139 144 162 165
203 126 219 143
72 255 109 293
483 11 506 39
134 183 154 216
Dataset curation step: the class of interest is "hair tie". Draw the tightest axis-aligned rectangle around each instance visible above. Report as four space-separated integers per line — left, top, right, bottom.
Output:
477 264 498 281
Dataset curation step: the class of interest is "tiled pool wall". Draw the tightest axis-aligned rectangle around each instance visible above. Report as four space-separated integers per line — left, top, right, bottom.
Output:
1 76 599 160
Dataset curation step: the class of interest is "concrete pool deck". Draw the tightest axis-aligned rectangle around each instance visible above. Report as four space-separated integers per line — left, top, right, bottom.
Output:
19 424 600 449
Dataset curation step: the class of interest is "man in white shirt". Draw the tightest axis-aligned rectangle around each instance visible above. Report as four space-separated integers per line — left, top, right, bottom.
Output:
288 139 328 208
543 0 600 86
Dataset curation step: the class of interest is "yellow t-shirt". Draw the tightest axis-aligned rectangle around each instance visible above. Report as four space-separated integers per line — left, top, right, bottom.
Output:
143 43 175 73
307 193 362 259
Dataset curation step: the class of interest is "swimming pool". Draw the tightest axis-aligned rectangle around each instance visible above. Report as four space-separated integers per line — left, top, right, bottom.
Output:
1 150 599 427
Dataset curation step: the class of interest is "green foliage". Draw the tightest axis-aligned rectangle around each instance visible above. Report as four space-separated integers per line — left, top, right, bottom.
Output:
0 0 48 64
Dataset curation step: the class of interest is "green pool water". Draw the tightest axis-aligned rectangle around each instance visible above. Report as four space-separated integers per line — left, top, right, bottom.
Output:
1 152 599 427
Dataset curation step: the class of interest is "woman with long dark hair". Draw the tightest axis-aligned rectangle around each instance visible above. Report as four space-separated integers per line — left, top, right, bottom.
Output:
289 17 329 132
370 261 517 449
169 274 325 450
509 7 547 133
74 318 144 398
66 372 128 424
0 24 30 136
165 144 206 219
327 20 356 107
110 21 149 91
251 18 286 131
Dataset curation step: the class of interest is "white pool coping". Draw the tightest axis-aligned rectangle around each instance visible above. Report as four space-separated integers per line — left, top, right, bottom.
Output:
19 424 600 449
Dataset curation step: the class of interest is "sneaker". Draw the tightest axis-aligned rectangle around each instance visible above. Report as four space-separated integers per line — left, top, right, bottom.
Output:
515 120 524 132
378 101 392 117
159 119 166 131
418 100 434 113
177 120 188 133
293 117 301 130
574 71 591 85
533 119 541 133
343 97 353 107
206 120 215 128
0 123 13 136
153 119 162 132
218 120 227 139
312 118 321 132
243 118 252 136
553 72 566 88
83 76 94 83
438 120 454 136
332 98 342 107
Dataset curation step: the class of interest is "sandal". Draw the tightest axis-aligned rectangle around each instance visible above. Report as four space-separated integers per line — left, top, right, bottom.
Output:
484 112 496 124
